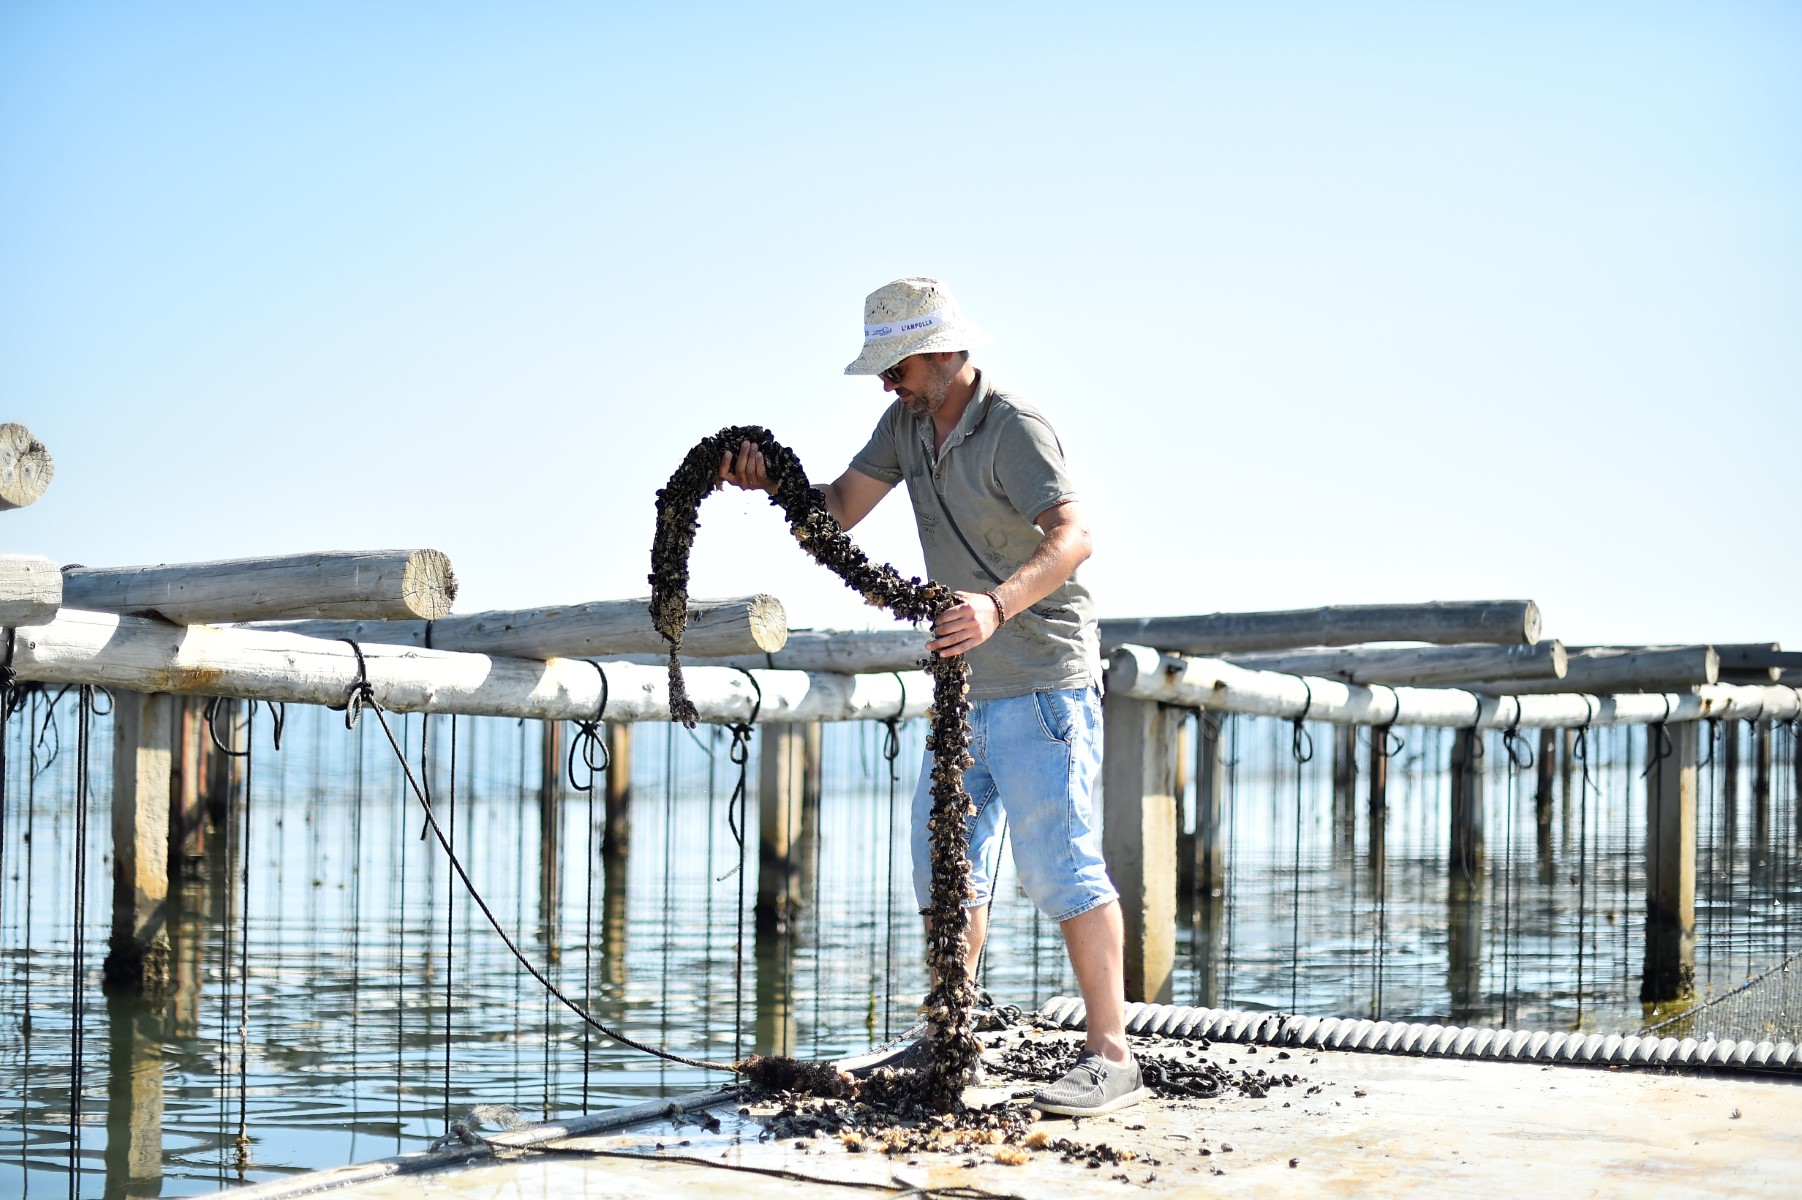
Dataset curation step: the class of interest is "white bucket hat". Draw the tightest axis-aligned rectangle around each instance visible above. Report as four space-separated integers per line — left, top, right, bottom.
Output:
844 277 993 375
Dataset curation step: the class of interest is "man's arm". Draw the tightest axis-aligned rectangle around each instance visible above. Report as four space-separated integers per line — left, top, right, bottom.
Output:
926 500 1093 658
718 440 894 530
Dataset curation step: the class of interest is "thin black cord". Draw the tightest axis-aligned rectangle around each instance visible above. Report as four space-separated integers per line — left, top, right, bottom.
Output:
235 701 254 1171
331 647 740 1073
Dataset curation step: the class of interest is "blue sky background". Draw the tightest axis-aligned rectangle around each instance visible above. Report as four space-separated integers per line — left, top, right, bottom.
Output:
4 2 1797 647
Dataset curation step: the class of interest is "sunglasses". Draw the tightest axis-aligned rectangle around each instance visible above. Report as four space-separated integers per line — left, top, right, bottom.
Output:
879 358 911 384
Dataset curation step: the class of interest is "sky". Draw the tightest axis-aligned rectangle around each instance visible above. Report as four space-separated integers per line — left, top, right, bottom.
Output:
3 2 1797 650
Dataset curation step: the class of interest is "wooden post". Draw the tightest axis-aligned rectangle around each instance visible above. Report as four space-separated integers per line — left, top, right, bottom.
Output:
1100 599 1542 655
1449 728 1485 876
1332 724 1357 845
1194 714 1224 897
103 992 164 1190
539 719 561 949
1752 720 1773 857
1535 727 1556 879
1641 722 1697 1005
105 691 174 993
168 697 207 872
1559 728 1575 841
1175 712 1194 897
602 723 632 858
1722 720 1740 837
802 721 824 812
0 555 61 625
756 724 807 934
1101 695 1178 1004
1368 726 1389 893
203 699 235 829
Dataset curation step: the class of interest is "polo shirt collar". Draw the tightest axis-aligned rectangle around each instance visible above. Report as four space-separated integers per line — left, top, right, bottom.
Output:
917 370 992 463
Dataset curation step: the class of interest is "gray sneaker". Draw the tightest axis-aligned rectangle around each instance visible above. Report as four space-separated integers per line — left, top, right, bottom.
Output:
1031 1050 1151 1117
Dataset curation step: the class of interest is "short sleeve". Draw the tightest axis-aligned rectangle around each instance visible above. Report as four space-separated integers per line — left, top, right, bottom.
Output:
993 407 1079 523
849 403 905 485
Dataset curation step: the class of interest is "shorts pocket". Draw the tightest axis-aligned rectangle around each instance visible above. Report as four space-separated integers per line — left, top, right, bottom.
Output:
1031 690 1077 745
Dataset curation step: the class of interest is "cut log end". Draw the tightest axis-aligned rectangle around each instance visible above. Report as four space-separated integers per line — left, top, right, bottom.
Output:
1521 600 1542 646
401 549 457 619
745 593 788 653
0 423 55 511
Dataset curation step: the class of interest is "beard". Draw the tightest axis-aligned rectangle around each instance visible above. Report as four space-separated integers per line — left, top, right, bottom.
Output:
900 358 959 416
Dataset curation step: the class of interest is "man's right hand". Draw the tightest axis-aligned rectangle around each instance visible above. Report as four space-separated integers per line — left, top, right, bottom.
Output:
718 439 776 495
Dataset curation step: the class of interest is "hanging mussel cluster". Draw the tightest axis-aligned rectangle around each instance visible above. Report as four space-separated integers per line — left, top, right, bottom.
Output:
650 425 980 1110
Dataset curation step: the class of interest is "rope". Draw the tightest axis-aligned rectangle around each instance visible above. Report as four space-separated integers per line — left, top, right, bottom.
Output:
69 686 94 1199
882 674 904 1041
444 714 458 1134
1288 694 1309 1014
235 701 254 1169
340 667 740 1073
724 668 762 1065
566 662 612 794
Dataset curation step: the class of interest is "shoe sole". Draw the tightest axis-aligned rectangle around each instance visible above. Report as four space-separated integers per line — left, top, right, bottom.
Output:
1032 1084 1153 1118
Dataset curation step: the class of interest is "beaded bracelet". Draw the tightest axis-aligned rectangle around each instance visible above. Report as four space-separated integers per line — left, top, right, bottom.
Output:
984 589 1009 625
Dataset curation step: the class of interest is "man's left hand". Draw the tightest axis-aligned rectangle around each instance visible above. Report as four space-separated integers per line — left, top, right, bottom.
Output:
926 591 1003 657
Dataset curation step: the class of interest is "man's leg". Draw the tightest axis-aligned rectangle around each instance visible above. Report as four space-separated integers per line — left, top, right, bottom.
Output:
923 902 989 986
1061 899 1130 1063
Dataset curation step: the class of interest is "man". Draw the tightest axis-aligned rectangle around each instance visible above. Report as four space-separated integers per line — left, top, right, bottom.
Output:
720 277 1146 1117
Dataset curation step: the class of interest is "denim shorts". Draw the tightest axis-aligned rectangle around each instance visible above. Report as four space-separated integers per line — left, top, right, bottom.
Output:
910 686 1117 923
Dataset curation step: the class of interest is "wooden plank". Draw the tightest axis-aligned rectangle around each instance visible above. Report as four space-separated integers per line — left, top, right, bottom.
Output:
0 554 61 626
1226 641 1566 686
603 723 632 857
0 423 53 510
11 608 930 725
1100 599 1541 655
1642 722 1697 1005
260 594 788 660
1466 647 1718 694
63 550 456 624
1107 644 1802 729
1101 695 1178 1004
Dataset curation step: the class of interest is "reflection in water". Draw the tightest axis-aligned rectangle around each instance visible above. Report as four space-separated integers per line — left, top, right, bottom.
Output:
0 705 1796 1196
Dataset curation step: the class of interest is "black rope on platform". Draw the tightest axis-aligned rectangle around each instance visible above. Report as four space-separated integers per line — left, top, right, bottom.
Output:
1641 695 1676 779
206 696 284 757
234 701 255 1171
1290 678 1315 765
443 714 460 1136
1499 702 1529 1028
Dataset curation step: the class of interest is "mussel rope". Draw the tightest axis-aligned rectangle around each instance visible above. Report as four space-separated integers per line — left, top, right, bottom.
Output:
652 425 982 1106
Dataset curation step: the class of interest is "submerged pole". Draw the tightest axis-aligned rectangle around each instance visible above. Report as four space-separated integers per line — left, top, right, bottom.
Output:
105 691 174 993
1642 722 1697 1005
756 724 806 934
1449 728 1485 877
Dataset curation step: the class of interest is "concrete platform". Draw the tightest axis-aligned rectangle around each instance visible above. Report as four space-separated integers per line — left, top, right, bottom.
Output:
235 1023 1802 1199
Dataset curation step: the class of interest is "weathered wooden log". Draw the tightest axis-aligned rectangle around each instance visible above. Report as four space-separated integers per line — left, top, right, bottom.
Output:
1465 647 1718 695
0 423 54 510
258 595 787 660
609 627 922 672
11 608 928 725
1107 645 1801 728
1712 645 1799 684
1100 600 1541 655
1226 641 1567 686
105 692 175 993
0 554 61 626
63 550 457 624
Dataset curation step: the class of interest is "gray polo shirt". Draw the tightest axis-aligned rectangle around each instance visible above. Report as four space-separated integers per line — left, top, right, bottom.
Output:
850 373 1100 702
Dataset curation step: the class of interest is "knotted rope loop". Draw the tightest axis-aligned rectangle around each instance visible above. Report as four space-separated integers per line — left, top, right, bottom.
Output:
881 671 907 765
717 668 764 882
1641 694 1676 778
332 638 377 730
566 661 613 793
1290 678 1315 764
1501 698 1534 770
